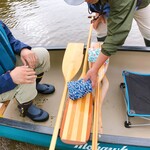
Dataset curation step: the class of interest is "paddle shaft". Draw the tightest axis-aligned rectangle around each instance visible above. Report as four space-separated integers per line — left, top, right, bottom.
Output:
92 64 109 150
89 42 109 150
81 23 93 77
92 70 102 150
50 84 67 150
98 76 109 133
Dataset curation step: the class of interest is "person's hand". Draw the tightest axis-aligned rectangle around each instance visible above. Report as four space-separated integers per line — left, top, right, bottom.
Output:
84 67 98 88
20 48 38 69
10 66 37 84
92 15 106 30
84 51 109 88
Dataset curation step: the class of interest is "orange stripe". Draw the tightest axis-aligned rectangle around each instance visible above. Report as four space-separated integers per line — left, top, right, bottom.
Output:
71 99 82 141
81 94 91 141
77 96 86 142
60 100 69 138
62 99 73 139
66 100 77 140
87 94 93 139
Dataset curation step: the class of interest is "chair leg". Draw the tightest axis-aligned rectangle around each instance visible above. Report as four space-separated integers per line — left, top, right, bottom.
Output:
124 113 131 128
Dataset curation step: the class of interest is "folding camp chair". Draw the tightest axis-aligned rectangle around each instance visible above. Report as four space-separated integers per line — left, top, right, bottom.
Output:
120 70 150 128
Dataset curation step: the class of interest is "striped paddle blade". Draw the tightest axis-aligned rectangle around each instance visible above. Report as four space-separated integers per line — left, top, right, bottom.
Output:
60 93 93 145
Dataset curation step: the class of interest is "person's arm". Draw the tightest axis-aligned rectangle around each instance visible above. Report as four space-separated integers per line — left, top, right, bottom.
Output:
1 21 37 68
84 52 109 87
1 21 31 54
85 0 137 87
0 72 17 94
101 0 136 56
0 65 37 94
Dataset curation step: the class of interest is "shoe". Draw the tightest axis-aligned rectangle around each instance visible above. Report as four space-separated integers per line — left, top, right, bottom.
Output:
36 83 55 94
18 101 49 122
27 104 49 122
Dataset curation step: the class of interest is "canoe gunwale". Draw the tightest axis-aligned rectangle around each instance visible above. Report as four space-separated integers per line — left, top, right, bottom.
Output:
117 46 150 52
0 118 53 135
44 45 150 52
99 134 150 148
0 118 150 148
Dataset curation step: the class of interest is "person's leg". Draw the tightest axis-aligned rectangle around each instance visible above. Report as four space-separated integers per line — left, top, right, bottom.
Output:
5 51 51 122
0 86 19 103
0 55 38 104
16 83 49 122
0 82 49 121
31 47 55 94
14 83 37 104
95 19 107 42
31 47 50 74
16 47 55 94
134 4 150 46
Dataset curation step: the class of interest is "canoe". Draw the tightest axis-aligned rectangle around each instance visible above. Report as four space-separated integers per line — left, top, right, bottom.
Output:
0 45 150 150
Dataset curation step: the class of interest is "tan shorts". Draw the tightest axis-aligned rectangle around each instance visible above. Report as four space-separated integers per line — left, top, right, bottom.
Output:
134 4 150 40
0 47 50 104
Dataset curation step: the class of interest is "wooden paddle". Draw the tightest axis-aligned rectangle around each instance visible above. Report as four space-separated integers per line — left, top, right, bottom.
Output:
49 43 84 150
98 75 109 134
60 23 93 145
91 43 109 149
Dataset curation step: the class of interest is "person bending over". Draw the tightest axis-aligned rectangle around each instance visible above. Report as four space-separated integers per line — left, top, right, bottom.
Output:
64 0 150 87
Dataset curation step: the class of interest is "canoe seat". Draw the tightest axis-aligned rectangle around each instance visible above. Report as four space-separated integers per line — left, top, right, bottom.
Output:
0 100 10 117
120 70 150 128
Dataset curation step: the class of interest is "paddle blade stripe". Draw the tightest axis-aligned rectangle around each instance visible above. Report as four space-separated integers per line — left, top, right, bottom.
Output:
77 96 86 142
71 98 82 141
60 94 93 144
63 100 75 139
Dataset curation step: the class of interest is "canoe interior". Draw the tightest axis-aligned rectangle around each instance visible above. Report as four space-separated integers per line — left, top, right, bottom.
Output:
1 49 150 145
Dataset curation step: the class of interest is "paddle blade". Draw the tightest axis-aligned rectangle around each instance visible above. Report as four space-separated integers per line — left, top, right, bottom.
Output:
62 43 84 81
60 93 93 145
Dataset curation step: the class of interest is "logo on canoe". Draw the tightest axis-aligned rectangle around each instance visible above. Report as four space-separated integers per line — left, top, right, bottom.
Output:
74 143 128 150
